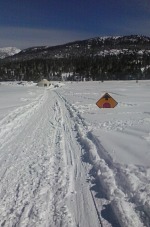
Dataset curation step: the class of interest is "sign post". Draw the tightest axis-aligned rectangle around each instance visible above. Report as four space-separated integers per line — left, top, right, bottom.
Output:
96 93 118 108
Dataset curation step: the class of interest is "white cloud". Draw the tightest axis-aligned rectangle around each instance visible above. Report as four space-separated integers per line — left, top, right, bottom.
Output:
0 27 94 49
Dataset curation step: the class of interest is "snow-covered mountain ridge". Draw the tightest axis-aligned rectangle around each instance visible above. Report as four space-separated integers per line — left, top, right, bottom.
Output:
3 35 150 61
1 35 150 81
0 47 21 59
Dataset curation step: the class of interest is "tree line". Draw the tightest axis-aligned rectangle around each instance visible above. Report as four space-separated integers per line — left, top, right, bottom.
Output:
0 53 150 81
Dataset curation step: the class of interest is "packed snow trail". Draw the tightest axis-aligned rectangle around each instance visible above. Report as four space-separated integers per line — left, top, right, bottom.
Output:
0 84 149 227
0 89 100 227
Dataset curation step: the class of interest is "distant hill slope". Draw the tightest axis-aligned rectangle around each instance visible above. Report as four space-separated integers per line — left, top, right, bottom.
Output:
0 47 21 59
0 35 150 81
3 35 150 61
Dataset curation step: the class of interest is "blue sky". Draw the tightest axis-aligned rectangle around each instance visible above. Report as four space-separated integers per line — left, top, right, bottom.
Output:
0 0 150 49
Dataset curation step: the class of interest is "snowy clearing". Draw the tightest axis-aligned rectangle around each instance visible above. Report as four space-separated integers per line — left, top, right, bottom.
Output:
0 80 150 227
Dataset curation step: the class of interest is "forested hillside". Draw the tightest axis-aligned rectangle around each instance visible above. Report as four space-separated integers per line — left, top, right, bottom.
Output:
0 35 150 81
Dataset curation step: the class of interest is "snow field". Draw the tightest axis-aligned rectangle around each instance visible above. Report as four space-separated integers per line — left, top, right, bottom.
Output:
57 81 150 227
0 81 150 227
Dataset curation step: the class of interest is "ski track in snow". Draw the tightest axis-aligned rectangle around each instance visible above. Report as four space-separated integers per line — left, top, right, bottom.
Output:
0 89 100 227
0 86 149 227
55 90 150 227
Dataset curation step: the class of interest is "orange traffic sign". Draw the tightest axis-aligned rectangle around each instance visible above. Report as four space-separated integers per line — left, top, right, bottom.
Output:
96 93 118 108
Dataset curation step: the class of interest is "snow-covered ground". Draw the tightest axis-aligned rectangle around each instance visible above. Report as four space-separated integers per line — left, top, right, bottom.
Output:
0 80 149 227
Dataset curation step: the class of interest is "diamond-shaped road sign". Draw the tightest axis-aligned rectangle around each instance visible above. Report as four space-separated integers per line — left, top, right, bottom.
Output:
96 92 118 108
